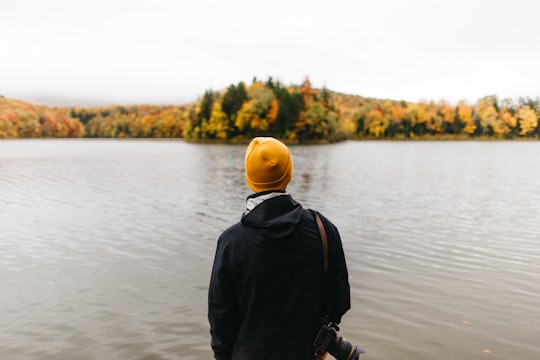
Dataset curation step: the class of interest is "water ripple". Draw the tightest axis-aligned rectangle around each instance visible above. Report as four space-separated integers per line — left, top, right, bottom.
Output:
1 140 540 359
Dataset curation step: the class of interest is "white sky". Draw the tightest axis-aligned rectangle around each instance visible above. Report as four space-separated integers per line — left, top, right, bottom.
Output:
1 0 539 106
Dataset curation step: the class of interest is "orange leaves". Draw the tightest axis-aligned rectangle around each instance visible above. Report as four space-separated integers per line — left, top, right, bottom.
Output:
267 98 280 124
391 102 407 122
500 110 517 129
458 101 476 135
75 104 191 138
439 101 456 124
1 83 538 141
300 77 317 103
0 97 84 138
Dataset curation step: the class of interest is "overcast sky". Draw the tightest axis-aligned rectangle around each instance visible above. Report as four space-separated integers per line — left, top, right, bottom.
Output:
1 0 539 107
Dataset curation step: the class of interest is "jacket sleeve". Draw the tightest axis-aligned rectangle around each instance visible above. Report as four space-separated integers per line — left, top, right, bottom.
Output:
208 237 240 360
320 214 351 324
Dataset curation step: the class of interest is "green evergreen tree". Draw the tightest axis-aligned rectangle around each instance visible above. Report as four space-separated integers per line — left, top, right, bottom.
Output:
272 84 304 136
198 89 218 124
222 82 248 120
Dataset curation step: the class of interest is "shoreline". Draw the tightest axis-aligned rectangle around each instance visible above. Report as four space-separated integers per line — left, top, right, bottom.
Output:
2 136 539 144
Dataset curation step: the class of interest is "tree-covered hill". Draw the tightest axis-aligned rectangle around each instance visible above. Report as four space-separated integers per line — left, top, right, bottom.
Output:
1 78 539 141
0 96 84 138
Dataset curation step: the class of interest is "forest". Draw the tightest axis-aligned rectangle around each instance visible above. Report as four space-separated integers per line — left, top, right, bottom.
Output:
1 78 539 141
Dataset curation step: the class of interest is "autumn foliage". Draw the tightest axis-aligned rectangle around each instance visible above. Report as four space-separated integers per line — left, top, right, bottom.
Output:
1 79 539 141
72 105 192 138
0 96 84 138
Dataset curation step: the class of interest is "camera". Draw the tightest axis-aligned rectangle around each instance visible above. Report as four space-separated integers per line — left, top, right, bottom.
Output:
314 323 365 360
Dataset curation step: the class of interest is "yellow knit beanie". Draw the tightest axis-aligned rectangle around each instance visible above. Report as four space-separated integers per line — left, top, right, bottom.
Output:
245 137 293 193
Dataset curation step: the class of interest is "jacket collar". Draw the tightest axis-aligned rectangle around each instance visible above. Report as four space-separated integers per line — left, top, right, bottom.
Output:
245 191 289 215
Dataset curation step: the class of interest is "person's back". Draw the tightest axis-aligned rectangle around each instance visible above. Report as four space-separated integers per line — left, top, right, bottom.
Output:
208 137 351 360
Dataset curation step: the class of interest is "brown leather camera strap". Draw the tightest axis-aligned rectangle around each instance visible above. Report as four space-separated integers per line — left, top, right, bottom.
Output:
314 212 328 271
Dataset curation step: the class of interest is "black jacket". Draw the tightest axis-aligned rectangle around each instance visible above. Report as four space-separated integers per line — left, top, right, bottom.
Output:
208 193 351 360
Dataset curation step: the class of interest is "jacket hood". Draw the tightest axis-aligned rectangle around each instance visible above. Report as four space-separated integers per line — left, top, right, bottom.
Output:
241 193 304 239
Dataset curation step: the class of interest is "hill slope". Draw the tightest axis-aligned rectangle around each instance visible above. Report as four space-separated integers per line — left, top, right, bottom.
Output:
1 79 539 141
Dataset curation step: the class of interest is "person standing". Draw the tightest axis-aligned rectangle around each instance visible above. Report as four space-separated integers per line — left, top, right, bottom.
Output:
208 137 351 360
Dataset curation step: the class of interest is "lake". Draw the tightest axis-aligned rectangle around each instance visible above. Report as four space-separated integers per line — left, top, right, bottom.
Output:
0 139 539 360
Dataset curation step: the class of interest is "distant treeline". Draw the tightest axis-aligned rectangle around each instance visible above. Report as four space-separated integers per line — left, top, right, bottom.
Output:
1 78 539 141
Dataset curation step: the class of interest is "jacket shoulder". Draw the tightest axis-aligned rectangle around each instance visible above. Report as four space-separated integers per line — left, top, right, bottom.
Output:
217 221 257 248
306 209 339 233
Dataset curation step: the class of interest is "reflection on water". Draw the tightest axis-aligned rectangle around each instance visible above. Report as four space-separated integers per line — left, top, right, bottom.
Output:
1 139 539 360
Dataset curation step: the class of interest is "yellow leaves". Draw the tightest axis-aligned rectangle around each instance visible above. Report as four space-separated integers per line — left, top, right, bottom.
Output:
249 115 268 132
235 101 268 132
369 120 387 138
248 82 274 111
382 100 394 114
440 101 456 124
235 101 253 131
234 104 248 131
233 83 278 134
458 101 474 125
0 113 18 138
0 98 86 138
475 97 531 137
366 108 383 124
425 102 444 134
518 106 538 136
338 108 358 134
81 105 190 138
407 103 428 125
248 80 266 92
476 99 499 130
201 101 230 139
194 102 202 118
365 108 386 138
0 83 537 141
489 108 517 136
500 110 517 129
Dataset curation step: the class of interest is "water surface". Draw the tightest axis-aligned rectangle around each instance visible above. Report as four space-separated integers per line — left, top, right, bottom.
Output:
1 139 539 359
